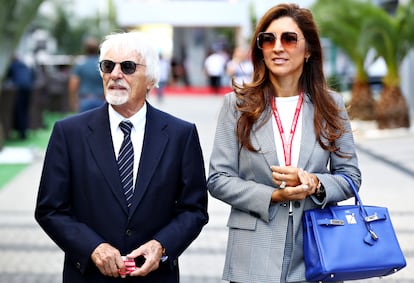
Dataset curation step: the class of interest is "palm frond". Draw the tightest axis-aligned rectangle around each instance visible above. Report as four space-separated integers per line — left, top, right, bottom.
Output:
311 0 378 79
360 3 414 86
396 0 414 57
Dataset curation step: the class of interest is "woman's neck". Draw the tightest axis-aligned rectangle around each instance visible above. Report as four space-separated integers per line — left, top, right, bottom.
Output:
271 77 300 97
274 85 300 97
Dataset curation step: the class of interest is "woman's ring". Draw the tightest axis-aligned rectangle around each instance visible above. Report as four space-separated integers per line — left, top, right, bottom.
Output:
280 180 286 189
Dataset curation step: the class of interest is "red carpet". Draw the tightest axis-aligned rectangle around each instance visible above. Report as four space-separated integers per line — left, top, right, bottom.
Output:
153 86 233 96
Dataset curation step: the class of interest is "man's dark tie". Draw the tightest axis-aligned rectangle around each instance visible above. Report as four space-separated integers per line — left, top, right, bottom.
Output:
118 120 134 209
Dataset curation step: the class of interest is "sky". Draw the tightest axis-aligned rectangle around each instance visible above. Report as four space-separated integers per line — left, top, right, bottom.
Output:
40 0 317 20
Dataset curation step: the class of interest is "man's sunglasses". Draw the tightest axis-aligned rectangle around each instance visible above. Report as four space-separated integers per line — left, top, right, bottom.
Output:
99 60 145 75
256 32 303 50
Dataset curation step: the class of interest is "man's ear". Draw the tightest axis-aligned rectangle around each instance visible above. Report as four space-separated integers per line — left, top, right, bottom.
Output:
147 79 156 90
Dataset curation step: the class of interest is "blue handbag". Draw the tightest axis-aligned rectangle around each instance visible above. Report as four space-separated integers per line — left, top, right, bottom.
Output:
302 174 406 282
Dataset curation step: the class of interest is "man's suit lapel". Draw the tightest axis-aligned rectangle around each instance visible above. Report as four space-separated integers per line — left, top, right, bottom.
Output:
86 104 129 215
129 103 168 217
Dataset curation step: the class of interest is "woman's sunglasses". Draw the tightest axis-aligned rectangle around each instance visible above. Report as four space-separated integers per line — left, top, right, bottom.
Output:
257 32 303 50
99 60 145 75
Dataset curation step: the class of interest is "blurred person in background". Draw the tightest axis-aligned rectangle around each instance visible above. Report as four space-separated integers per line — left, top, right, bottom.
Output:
156 53 170 102
204 48 228 95
226 46 253 86
35 31 208 283
68 37 104 112
7 55 35 140
207 3 361 283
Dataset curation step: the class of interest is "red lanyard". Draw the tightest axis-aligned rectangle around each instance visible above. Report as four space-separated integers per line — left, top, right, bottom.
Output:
270 92 304 166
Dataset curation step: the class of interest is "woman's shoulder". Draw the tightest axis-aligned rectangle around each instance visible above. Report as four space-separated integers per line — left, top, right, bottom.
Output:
326 90 346 107
222 91 238 106
327 89 343 100
218 91 241 118
223 90 236 98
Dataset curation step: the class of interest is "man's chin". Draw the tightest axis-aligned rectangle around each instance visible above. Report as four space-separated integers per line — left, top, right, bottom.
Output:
106 93 128 106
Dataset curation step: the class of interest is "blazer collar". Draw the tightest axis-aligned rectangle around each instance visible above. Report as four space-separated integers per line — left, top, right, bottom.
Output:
128 102 169 218
86 104 130 214
297 94 317 169
85 102 169 217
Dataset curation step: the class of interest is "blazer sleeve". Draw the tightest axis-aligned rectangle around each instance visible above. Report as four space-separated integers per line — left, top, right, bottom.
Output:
313 92 362 206
151 123 209 262
207 93 275 222
34 121 106 274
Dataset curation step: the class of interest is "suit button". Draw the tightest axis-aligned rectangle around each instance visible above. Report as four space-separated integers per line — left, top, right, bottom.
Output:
294 201 301 208
125 229 133 236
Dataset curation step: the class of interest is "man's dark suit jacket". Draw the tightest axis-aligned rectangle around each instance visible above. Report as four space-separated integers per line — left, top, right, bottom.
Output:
35 102 209 282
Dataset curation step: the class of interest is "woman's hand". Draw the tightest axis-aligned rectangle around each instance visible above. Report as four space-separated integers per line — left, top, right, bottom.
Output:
270 166 318 202
271 165 300 188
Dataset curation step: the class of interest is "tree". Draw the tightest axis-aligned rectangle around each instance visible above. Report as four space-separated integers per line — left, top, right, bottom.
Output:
311 0 377 120
34 0 119 55
0 0 45 149
0 0 44 87
361 0 414 129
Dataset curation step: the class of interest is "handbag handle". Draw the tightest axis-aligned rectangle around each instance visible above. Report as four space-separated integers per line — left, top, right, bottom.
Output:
335 173 380 244
335 173 363 206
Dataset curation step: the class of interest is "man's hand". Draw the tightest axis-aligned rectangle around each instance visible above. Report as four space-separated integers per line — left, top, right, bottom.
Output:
127 239 164 277
91 243 125 278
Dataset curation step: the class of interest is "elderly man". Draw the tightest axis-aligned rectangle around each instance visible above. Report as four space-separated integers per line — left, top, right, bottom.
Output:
35 31 209 283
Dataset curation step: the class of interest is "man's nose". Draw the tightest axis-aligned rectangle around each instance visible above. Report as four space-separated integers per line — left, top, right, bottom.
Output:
110 63 124 78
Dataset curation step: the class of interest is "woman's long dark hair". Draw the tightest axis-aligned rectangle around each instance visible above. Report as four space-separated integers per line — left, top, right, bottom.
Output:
235 3 347 156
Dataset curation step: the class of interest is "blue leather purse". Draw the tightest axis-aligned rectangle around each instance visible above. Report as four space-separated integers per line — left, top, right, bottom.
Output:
302 174 406 282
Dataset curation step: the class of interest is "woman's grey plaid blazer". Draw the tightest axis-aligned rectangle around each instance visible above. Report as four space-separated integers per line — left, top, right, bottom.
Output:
207 91 361 283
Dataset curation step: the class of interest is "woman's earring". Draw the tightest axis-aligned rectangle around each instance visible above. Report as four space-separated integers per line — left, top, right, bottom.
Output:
305 56 309 63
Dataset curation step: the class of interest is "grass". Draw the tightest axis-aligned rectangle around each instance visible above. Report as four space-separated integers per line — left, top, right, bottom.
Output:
0 164 27 188
0 112 68 189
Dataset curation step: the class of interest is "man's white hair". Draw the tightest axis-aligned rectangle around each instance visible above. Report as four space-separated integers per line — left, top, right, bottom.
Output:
99 31 160 87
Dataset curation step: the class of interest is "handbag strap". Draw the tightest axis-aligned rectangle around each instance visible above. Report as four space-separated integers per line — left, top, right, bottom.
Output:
335 173 363 206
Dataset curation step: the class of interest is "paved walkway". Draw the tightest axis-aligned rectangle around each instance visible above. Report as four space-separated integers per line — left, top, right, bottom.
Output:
0 95 413 282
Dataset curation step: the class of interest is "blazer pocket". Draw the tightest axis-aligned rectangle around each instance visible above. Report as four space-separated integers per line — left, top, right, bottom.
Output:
226 209 257 231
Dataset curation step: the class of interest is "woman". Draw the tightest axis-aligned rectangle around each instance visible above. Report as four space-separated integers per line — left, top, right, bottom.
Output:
207 4 361 283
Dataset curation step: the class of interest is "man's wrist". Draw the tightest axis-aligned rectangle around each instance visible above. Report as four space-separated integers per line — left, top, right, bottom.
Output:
154 239 168 262
160 246 168 262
